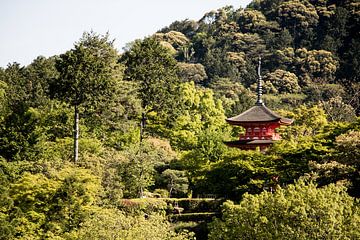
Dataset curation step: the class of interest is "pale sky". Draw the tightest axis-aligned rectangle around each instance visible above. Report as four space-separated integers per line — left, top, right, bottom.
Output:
0 0 252 67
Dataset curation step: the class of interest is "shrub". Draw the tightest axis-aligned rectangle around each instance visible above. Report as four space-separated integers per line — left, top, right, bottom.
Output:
72 208 194 240
118 198 168 215
209 179 360 240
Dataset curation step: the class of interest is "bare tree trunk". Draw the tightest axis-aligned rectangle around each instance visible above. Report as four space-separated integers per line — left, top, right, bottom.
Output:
74 104 79 162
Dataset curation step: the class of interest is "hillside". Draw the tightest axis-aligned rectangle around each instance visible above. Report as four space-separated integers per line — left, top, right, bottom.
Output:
0 0 359 239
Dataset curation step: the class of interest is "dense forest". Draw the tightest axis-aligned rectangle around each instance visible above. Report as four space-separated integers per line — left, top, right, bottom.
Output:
0 0 359 239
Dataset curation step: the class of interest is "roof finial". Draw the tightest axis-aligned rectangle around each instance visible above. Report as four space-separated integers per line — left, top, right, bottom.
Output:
256 56 264 106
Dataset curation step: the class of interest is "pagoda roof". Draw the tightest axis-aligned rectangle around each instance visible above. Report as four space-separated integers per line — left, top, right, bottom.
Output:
224 139 274 148
226 104 293 125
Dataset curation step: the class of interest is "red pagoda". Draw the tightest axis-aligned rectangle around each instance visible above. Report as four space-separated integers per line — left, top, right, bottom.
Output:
225 58 293 151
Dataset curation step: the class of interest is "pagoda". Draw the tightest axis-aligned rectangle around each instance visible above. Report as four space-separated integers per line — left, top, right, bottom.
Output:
225 57 293 151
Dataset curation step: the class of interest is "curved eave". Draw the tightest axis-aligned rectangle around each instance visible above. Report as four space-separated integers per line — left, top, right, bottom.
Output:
279 118 293 125
226 118 293 126
224 139 275 147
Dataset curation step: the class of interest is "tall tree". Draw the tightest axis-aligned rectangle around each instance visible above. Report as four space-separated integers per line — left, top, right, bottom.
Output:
53 32 121 162
276 0 319 48
121 37 180 117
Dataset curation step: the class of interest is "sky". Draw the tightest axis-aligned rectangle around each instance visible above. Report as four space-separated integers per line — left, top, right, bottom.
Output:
0 0 252 67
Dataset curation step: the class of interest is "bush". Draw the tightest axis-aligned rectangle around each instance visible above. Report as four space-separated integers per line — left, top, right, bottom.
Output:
118 198 168 215
72 208 194 240
209 179 360 240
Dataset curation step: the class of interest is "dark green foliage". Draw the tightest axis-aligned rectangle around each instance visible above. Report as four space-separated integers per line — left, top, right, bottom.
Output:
52 31 121 161
158 0 360 113
0 107 43 161
1 1 360 239
53 31 120 107
121 37 180 115
159 169 189 198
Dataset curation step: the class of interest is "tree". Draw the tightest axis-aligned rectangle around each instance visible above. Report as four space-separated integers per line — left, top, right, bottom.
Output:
276 0 319 48
160 169 189 198
120 37 180 116
121 139 176 198
74 208 193 240
319 96 357 122
0 107 43 161
176 62 207 83
168 82 227 150
153 31 190 51
209 179 360 240
335 130 360 167
264 69 301 94
53 31 121 162
209 77 255 116
237 9 279 34
295 48 338 84
3 166 101 239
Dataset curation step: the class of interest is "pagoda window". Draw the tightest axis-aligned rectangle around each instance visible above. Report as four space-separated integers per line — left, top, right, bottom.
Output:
262 127 267 136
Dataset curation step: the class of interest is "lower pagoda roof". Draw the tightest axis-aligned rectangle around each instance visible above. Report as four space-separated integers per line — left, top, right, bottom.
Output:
226 104 293 125
224 139 274 148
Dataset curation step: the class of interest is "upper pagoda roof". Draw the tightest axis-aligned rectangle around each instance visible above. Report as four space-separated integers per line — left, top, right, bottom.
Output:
226 57 293 126
226 104 293 125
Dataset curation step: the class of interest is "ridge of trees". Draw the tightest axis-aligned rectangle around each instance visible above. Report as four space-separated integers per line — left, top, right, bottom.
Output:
0 0 359 239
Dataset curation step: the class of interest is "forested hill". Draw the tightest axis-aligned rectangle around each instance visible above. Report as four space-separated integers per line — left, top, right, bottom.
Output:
157 0 360 116
0 0 359 239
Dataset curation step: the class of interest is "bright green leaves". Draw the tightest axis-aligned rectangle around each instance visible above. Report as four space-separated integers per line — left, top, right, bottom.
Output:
209 180 360 240
74 208 193 240
5 166 100 239
169 82 226 150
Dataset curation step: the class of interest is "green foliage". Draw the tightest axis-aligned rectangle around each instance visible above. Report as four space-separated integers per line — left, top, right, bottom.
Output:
209 179 360 240
0 107 44 161
121 37 180 115
335 130 360 167
237 9 279 33
153 31 190 51
120 139 177 198
117 198 167 215
169 82 227 150
193 150 277 200
295 48 338 83
319 96 357 122
1 1 360 238
177 62 207 83
159 169 189 197
210 77 255 116
73 208 193 240
169 212 217 222
278 105 328 138
0 61 54 110
3 166 100 239
264 69 301 94
53 31 121 107
276 0 319 47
